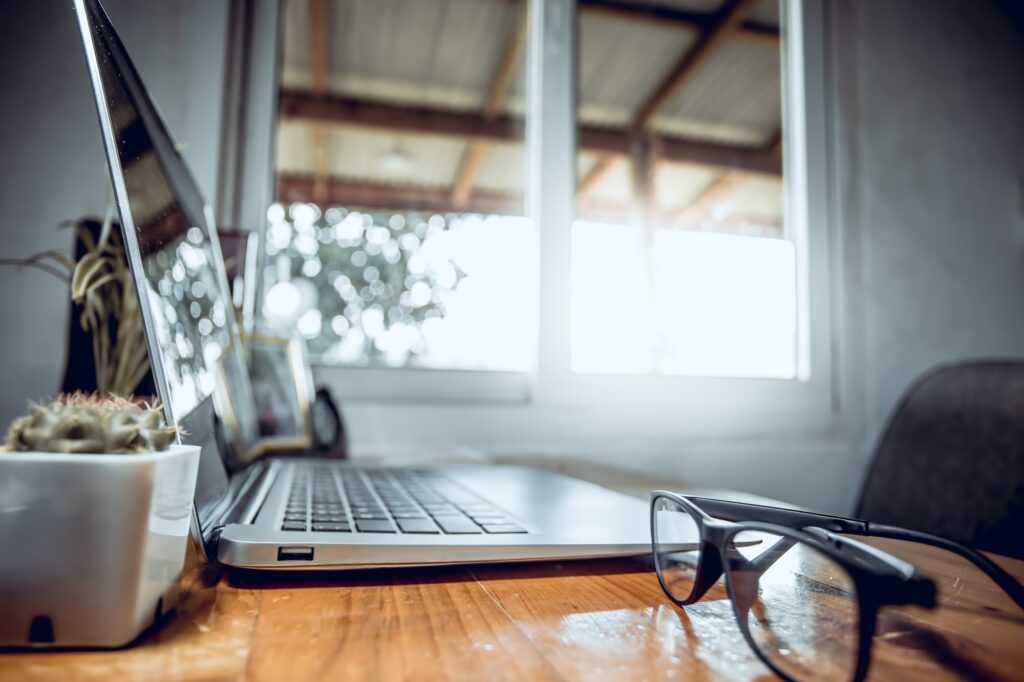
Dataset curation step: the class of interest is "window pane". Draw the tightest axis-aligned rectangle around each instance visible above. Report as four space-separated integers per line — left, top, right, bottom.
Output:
572 0 793 378
270 0 532 371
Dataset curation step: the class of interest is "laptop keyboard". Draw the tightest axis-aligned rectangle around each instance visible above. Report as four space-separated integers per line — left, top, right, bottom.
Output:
280 466 528 535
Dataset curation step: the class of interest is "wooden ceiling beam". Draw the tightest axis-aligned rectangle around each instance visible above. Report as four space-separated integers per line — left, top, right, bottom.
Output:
279 174 522 216
451 145 489 207
278 172 781 236
279 90 781 176
632 0 761 130
577 155 618 200
452 5 528 209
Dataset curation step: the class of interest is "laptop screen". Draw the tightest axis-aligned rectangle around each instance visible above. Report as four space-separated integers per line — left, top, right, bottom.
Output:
72 0 259 523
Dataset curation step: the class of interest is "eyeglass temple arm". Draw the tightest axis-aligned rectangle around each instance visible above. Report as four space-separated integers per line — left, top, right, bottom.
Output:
868 524 1024 611
687 496 1024 611
731 528 918 588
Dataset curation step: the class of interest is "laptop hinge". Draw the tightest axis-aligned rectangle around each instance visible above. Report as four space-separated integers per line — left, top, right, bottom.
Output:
201 460 279 555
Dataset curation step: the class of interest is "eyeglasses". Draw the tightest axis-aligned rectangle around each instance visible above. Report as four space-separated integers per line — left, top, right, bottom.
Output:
650 491 1024 682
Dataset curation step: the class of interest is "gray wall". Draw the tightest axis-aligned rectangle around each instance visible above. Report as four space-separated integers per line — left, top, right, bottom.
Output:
835 0 1024 471
0 0 229 428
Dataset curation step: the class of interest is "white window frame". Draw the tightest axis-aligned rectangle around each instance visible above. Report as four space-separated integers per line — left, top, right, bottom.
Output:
238 0 840 437
533 0 836 436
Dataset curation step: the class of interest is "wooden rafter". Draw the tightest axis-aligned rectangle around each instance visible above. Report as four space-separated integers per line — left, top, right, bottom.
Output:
278 172 781 237
673 169 746 226
279 90 782 176
575 0 777 203
632 0 760 130
451 5 529 208
577 156 618 198
309 0 329 205
595 0 760 226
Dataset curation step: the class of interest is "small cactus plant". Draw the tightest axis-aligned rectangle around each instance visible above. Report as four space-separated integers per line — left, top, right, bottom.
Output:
4 394 177 455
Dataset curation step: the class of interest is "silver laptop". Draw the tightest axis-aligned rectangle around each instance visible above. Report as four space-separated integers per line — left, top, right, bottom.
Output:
73 0 667 570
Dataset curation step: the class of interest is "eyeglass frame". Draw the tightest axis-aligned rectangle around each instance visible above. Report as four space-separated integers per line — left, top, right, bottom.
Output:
651 491 1024 679
670 493 1024 611
650 491 973 682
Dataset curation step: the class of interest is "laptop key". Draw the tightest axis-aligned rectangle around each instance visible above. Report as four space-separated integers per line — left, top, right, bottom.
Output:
313 523 351 532
392 512 427 519
435 516 483 534
354 512 388 520
356 520 396 533
470 516 508 525
396 518 441 534
281 523 306 532
482 524 528 534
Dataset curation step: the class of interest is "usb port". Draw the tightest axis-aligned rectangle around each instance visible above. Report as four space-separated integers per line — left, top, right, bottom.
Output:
277 546 314 562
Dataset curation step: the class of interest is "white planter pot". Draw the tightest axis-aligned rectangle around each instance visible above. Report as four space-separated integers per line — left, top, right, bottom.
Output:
0 444 200 648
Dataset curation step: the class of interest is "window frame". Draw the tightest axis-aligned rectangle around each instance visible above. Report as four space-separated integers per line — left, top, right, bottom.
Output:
237 0 840 435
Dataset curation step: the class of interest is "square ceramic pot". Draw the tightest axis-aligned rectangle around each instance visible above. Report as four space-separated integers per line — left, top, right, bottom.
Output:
0 444 200 648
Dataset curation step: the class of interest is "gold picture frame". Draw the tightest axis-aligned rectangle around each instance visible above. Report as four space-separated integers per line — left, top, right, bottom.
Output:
214 332 314 463
246 332 314 454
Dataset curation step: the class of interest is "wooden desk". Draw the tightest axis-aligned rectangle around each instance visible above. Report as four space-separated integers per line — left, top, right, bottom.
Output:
1 469 1022 681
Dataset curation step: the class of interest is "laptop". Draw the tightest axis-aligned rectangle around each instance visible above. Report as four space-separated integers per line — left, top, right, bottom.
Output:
72 0 671 570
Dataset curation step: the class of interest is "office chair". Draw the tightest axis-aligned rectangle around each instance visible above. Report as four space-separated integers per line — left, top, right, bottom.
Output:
856 360 1024 558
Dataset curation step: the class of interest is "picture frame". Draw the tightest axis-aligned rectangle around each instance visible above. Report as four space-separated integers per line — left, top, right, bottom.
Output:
213 343 262 467
246 332 315 454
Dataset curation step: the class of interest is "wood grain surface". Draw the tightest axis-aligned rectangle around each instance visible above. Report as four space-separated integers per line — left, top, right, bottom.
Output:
1 467 1022 681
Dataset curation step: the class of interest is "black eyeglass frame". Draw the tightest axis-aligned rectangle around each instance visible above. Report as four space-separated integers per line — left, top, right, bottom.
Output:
679 493 1024 611
651 491 940 682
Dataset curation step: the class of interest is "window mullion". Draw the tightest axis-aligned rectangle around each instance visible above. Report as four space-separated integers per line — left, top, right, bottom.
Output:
529 0 576 401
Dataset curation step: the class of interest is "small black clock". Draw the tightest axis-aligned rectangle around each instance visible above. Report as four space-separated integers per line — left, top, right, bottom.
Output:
310 387 347 458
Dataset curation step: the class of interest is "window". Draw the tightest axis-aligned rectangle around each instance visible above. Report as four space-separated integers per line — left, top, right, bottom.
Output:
265 0 535 372
254 0 833 415
571 0 795 379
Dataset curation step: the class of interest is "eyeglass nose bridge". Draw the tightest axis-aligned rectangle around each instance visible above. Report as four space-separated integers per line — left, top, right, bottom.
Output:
684 521 731 604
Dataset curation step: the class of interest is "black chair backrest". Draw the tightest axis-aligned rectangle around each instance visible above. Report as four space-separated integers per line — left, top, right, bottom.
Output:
856 361 1024 559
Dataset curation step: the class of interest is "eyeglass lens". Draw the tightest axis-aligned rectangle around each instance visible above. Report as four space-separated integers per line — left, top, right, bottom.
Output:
652 496 704 603
727 529 861 682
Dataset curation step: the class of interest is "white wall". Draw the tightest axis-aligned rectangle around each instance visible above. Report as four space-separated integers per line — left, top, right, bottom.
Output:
0 1 229 430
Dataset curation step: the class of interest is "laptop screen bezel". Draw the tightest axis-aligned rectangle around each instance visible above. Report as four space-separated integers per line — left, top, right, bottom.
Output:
71 0 251 560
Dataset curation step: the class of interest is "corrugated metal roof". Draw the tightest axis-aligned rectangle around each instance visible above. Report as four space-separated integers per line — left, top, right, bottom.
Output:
578 13 698 127
276 0 784 230
283 0 521 112
651 38 781 146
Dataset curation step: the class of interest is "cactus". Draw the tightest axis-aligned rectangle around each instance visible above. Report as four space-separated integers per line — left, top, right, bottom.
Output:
4 394 177 455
